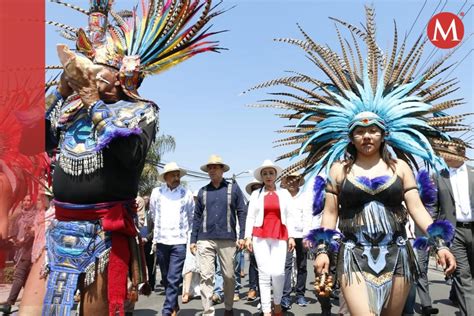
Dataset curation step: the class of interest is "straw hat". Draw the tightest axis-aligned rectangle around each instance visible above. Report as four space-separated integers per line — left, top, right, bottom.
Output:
283 171 305 186
253 160 283 182
158 162 187 182
200 154 230 172
245 178 263 195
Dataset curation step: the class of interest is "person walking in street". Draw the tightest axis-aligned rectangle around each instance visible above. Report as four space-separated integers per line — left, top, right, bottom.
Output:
280 172 312 310
151 162 195 316
39 1 224 314
182 191 201 304
190 155 247 316
245 160 296 316
244 179 263 302
435 141 474 316
140 195 156 292
0 195 36 314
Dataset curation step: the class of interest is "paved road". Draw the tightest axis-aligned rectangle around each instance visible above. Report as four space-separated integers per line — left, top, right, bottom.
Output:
134 255 461 316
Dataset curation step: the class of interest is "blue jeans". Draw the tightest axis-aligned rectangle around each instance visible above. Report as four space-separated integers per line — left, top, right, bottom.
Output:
283 238 307 300
248 252 259 291
156 243 186 315
214 259 224 297
234 250 243 293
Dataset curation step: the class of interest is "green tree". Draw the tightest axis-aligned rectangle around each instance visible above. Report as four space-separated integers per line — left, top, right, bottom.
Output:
138 134 176 196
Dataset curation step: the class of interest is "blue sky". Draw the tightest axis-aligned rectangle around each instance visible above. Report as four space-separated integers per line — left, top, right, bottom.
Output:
46 0 473 193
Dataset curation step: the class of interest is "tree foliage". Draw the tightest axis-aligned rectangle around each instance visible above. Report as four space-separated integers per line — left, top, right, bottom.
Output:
138 134 176 196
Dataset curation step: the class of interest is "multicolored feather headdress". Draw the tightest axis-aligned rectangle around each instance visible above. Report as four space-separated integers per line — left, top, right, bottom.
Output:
246 6 471 179
49 0 225 99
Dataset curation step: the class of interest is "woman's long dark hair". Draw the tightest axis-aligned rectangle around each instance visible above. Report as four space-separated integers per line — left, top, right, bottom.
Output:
343 134 396 175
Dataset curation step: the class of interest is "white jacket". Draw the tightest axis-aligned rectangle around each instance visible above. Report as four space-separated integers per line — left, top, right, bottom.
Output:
244 188 296 239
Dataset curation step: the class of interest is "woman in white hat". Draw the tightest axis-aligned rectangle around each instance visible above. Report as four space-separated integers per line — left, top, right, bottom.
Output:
244 160 296 316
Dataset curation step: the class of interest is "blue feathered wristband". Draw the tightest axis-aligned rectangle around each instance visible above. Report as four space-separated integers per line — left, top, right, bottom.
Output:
304 228 342 253
413 219 455 252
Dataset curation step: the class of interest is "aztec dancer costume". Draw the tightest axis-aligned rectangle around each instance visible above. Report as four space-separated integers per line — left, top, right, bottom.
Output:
43 1 224 315
247 6 470 315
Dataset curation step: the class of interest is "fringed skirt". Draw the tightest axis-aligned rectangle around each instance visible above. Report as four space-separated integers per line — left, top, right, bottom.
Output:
336 201 419 315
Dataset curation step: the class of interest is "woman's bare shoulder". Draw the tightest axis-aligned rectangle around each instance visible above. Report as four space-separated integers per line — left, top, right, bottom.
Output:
393 159 413 177
328 161 347 184
394 158 411 169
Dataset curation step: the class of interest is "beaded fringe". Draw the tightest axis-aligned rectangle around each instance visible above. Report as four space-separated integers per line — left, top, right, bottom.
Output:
84 248 111 287
59 151 104 176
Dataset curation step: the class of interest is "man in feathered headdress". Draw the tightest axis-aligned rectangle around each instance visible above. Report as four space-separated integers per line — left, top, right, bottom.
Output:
43 1 224 315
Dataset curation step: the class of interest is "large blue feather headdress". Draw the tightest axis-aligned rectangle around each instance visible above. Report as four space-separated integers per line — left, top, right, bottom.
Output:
245 6 471 179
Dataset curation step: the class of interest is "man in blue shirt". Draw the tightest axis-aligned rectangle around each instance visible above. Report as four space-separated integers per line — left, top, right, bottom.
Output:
190 155 247 316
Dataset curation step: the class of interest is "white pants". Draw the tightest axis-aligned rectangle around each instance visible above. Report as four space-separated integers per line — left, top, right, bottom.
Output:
253 237 287 313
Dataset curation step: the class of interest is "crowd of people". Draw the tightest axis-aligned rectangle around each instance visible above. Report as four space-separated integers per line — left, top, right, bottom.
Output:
2 148 472 316
133 145 471 316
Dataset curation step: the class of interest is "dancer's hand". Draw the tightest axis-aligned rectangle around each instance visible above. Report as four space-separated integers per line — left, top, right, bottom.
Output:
314 253 330 275
245 238 253 252
65 71 100 108
437 248 456 276
190 243 197 255
288 237 296 252
57 72 73 99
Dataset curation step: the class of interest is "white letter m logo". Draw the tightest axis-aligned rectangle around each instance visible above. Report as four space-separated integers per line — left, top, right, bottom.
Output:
432 19 460 41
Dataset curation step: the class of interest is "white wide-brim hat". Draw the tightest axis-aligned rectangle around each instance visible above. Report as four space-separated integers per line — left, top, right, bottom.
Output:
254 160 283 182
200 154 230 172
283 171 305 186
158 162 187 182
245 178 263 195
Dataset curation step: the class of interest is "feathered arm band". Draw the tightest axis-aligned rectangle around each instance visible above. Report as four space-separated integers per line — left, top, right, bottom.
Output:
304 228 342 256
416 169 437 215
413 219 455 252
312 176 326 216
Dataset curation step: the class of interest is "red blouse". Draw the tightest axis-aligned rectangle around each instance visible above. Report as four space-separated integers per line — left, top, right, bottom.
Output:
252 191 288 240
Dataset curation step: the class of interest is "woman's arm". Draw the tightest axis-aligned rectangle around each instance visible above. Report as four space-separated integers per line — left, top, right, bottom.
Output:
398 160 433 232
313 162 343 274
320 163 342 229
399 159 456 275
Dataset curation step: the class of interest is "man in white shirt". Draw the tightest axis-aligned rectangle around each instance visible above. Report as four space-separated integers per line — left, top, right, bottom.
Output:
280 172 312 310
151 162 194 316
435 143 473 316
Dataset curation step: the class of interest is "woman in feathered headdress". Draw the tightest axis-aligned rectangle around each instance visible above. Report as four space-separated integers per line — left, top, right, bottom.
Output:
248 6 467 315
